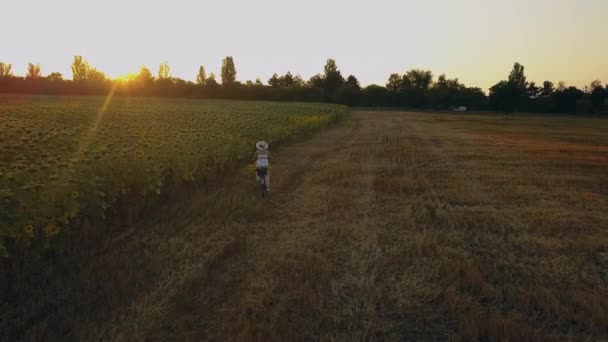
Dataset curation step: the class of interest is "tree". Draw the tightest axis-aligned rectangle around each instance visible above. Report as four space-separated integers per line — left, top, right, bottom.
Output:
0 63 13 78
322 58 344 100
281 72 295 87
589 80 607 110
336 87 362 106
429 74 463 107
337 75 363 105
255 78 263 86
269 72 304 88
436 74 448 87
71 56 89 81
206 72 218 86
47 72 63 81
588 79 602 92
308 74 324 88
26 63 41 79
323 58 340 76
446 78 463 91
362 85 391 106
136 66 154 84
196 66 206 85
268 73 280 87
492 62 529 111
131 66 154 95
386 73 401 92
541 81 554 97
403 69 433 90
345 75 361 89
527 82 541 98
552 86 584 113
293 74 305 87
221 56 237 85
489 80 518 113
458 87 487 109
158 61 171 79
88 68 107 83
508 62 527 89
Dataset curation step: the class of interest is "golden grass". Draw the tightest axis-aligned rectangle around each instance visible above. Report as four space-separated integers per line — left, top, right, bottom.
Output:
4 110 608 341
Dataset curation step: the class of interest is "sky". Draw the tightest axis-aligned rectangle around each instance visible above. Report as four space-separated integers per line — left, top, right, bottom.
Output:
2 0 607 90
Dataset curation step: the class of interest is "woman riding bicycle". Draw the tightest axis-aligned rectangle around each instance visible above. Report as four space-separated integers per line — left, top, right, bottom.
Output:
252 141 271 192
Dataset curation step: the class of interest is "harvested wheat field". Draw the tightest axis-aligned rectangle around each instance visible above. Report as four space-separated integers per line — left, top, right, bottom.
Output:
13 110 608 341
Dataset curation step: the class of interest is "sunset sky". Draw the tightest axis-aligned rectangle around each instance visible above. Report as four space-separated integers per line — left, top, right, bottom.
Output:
3 0 607 90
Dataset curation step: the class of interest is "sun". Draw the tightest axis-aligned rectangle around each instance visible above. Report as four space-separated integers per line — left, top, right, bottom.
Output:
114 73 137 83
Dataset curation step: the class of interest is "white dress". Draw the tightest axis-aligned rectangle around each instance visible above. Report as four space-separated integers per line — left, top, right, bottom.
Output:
256 150 269 167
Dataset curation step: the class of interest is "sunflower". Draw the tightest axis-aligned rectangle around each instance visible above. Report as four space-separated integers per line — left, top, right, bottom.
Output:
24 224 34 237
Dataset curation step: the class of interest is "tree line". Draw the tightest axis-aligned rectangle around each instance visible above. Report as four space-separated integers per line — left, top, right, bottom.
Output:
0 57 606 115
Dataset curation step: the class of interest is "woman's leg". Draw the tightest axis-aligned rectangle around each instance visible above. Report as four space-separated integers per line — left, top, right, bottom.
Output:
265 170 270 189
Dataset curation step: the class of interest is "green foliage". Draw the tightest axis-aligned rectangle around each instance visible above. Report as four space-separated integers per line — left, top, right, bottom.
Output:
87 68 107 83
490 62 530 112
268 72 304 88
196 66 206 85
0 95 347 258
308 74 324 88
335 87 362 106
268 73 280 87
26 63 41 79
322 58 344 100
589 80 607 109
135 66 154 87
344 75 360 90
47 72 63 81
221 56 237 85
71 56 89 81
429 74 463 107
541 81 555 96
552 86 585 113
384 69 435 107
527 82 541 98
489 80 518 113
206 72 218 86
0 57 602 114
0 62 14 78
386 73 401 92
402 69 433 90
508 62 527 89
158 61 171 79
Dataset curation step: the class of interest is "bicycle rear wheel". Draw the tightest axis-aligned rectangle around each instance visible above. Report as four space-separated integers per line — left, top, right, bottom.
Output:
260 179 266 198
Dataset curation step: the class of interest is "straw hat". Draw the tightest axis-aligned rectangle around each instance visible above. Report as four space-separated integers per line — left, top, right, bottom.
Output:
256 141 269 150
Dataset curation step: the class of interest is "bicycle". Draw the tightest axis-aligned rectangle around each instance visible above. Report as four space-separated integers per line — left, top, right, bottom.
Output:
256 166 269 198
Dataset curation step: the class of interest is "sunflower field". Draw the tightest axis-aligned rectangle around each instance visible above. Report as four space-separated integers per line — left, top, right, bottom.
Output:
0 95 347 258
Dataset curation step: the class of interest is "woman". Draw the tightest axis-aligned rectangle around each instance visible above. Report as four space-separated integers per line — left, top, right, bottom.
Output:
252 141 271 192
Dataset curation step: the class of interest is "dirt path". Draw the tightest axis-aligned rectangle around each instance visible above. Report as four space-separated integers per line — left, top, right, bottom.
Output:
16 110 608 341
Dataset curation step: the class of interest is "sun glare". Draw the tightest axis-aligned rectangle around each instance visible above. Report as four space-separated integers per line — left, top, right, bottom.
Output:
114 73 137 83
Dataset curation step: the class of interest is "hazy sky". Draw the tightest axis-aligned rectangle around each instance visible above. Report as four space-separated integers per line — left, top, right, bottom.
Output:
3 0 607 90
